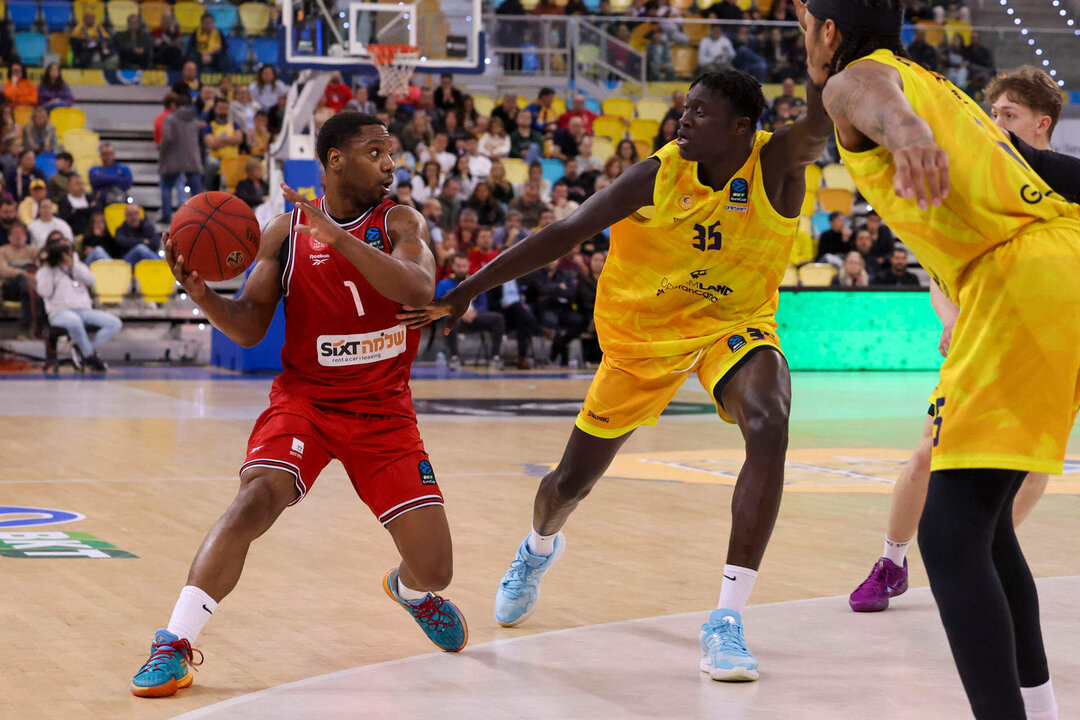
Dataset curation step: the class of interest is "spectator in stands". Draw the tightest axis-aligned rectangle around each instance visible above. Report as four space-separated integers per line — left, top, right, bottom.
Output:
247 110 272 159
479 118 512 160
57 174 92 237
321 72 351 114
159 93 204 223
705 0 743 20
551 116 587 162
345 84 376 115
154 11 186 71
235 158 269 210
773 77 798 111
116 13 154 70
816 211 851 262
907 28 939 72
965 32 995 76
449 154 479 200
874 247 919 287
38 64 74 109
231 85 258 132
851 228 874 274
786 33 808 72
943 34 969 89
698 24 736 72
71 12 116 69
0 109 18 147
399 113 434 157
7 150 45 202
487 160 515 206
559 158 589 203
114 203 161 265
434 74 464 112
82 212 117 263
509 110 544 164
468 227 499 274
36 235 121 371
464 183 505 227
550 180 579 222
615 139 639 168
412 161 445 206
491 95 519 133
437 177 463 231
577 250 605 365
22 107 59 156
646 30 676 81
498 273 542 370
574 137 602 177
3 62 37 107
558 94 598 134
767 100 796 131
832 250 871 288
189 13 228 72
0 175 11 206
421 197 444 258
450 208 482 252
251 66 289 113
196 85 220 121
520 161 552 202
526 88 560 131
392 184 419 211
202 98 243 191
461 136 492 180
436 252 506 370
529 260 585 366
154 94 177 149
654 117 678 151
494 209 530 249
664 90 686 124
601 156 623 184
420 134 457 175
28 198 74 250
0 198 18 245
89 143 133 206
495 0 528 72
457 95 481 135
0 23 14 67
170 61 200 101
858 210 895 271
731 26 768 81
0 222 37 336
509 182 551 228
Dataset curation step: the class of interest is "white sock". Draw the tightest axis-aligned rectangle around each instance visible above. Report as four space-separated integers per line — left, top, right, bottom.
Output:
1021 678 1058 720
526 527 557 556
166 585 217 643
397 576 429 605
883 536 910 565
717 564 758 613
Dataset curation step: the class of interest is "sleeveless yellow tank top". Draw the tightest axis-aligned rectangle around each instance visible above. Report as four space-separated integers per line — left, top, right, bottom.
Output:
595 131 797 358
838 49 1080 301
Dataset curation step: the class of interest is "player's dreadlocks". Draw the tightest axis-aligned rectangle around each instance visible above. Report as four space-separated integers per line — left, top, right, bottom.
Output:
690 68 767 126
811 0 911 77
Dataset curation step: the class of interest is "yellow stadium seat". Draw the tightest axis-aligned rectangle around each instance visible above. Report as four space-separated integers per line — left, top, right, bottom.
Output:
472 94 495 118
134 259 176 304
800 188 817 217
635 97 668 124
918 21 944 47
48 32 71 66
219 155 250 193
628 22 656 52
50 107 86 139
139 0 169 31
174 0 205 34
633 139 651 160
73 0 106 27
107 0 139 28
781 264 799 287
591 136 614 162
821 163 856 192
516 96 529 109
798 262 837 287
238 2 272 35
501 158 528 186
817 187 854 214
549 96 566 116
62 127 100 152
610 0 632 10
13 105 33 127
671 46 698 79
804 163 822 193
945 20 972 45
104 202 143 237
684 20 709 45
601 97 635 120
592 115 626 143
89 259 132 304
736 0 752 9
672 0 693 9
629 117 659 144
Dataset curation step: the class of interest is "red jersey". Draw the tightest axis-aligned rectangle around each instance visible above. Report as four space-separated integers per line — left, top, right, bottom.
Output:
274 196 420 417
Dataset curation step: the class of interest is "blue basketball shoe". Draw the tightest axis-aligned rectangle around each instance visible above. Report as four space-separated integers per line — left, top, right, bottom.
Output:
130 629 203 697
699 609 759 682
494 533 565 627
383 568 468 652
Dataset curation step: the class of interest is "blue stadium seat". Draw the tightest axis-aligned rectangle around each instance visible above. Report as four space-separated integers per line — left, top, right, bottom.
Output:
15 33 48 66
584 97 601 115
228 38 251 71
539 158 564 186
1069 91 1080 106
206 2 238 35
251 37 279 66
8 0 39 31
40 1 72 33
811 211 833 237
583 0 601 10
900 22 915 46
36 152 57 179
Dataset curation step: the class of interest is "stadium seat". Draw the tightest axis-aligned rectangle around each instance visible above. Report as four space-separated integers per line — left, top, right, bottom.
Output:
252 37 279 66
601 97 634 119
139 0 169 30
628 23 655 52
584 97 601 115
780 264 798 287
798 262 837 287
516 96 530 110
501 158 528 186
62 128 101 155
14 33 47 66
72 153 98 183
629 117 659 144
35 152 57 179
548 96 567 117
8 0 38 31
219 155 249 193
633 139 651 160
104 202 142 236
539 158 564 186
672 0 693 9
206 2 238 35
174 0 204 34
671 46 697 79
73 0 105 28
13 105 33 127
944 20 971 45
817 187 854 214
800 188 817 217
89 259 132 304
238 2 272 35
227 38 251 72
48 31 71 66
106 0 139 29
810 211 832 237
635 97 668 124
40 0 72 32
134 259 176 304
592 115 625 143
804 163 822 193
821 163 855 192
472 94 495 117
591 136 614 162
50 107 86 138
917 20 944 47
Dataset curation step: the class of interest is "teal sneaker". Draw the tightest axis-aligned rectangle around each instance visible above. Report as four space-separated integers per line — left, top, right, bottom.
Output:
130 629 203 697
383 568 468 652
494 533 565 627
699 609 759 682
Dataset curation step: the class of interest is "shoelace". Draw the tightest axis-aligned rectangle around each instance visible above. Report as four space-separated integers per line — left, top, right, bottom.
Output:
139 638 204 675
854 560 890 594
411 595 455 632
500 556 532 594
708 620 750 656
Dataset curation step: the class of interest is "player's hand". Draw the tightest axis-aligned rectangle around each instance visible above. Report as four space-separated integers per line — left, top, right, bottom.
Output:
795 0 808 30
164 232 208 303
281 182 344 247
396 287 472 332
938 324 953 358
891 140 950 211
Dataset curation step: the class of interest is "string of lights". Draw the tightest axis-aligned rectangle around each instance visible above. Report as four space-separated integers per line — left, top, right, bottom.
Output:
998 0 1074 87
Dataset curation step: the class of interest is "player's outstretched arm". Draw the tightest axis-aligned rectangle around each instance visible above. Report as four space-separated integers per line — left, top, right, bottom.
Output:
165 211 287 348
761 79 833 217
822 62 949 211
397 158 659 329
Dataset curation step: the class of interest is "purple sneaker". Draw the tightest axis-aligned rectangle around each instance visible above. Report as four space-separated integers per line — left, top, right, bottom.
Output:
849 557 908 612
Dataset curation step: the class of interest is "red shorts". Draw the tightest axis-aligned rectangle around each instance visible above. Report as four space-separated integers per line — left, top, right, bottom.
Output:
241 393 442 526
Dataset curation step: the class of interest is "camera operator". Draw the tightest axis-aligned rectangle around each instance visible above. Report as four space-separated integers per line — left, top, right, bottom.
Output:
35 234 121 371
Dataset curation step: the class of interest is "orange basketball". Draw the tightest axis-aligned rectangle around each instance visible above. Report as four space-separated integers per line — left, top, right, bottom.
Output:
169 192 261 282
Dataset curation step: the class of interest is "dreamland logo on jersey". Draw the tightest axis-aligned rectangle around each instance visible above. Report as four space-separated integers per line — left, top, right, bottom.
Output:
364 227 386 251
317 324 408 366
729 178 749 204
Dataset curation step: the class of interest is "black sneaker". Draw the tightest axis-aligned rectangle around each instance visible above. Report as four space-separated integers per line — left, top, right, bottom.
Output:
86 354 109 372
70 345 85 371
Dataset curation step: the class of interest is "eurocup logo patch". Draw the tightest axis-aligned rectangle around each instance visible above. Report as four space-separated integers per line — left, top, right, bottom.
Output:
729 178 749 204
418 459 436 485
365 227 386 251
728 335 747 353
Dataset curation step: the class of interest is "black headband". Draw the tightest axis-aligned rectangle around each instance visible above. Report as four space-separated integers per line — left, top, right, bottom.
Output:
807 0 905 36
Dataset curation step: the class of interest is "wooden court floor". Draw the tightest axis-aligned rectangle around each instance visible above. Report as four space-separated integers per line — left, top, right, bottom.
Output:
1 368 1078 719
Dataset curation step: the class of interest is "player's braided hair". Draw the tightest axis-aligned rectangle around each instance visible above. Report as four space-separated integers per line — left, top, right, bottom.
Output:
690 68 767 126
825 0 910 77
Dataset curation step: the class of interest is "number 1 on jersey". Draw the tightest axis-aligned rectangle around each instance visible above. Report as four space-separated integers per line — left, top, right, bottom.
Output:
343 281 366 317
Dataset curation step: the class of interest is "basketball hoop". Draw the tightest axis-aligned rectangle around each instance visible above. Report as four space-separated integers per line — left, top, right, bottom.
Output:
370 44 419 98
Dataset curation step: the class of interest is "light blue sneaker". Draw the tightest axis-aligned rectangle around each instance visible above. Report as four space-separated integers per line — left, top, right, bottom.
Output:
383 568 468 652
494 533 565 627
699 608 759 682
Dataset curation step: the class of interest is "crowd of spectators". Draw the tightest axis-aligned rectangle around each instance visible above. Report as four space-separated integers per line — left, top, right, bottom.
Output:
814 211 917 288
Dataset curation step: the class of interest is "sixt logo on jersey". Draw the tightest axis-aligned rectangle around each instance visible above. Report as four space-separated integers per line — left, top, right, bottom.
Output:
364 227 386 251
317 325 408 366
729 178 749 204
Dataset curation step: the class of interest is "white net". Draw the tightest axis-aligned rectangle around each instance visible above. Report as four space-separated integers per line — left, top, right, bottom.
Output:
371 45 418 97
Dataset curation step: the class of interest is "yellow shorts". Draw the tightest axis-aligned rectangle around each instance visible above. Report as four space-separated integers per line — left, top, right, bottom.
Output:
576 323 782 438
931 224 1080 474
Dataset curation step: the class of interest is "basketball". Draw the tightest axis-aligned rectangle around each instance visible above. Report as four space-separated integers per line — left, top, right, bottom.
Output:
169 192 261 282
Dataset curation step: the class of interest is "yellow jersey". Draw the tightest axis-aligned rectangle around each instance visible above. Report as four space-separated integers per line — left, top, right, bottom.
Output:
595 131 798 358
838 49 1080 301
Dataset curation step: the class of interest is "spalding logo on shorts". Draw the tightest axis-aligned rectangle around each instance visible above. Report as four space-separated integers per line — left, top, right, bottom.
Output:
226 250 245 268
364 227 386 251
